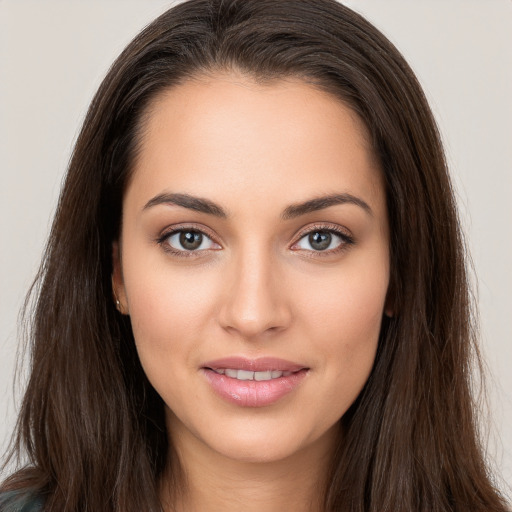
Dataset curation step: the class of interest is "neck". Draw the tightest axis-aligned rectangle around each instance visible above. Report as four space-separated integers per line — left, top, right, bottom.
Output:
160 424 337 512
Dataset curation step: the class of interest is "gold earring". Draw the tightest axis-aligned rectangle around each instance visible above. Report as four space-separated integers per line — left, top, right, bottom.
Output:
112 277 123 313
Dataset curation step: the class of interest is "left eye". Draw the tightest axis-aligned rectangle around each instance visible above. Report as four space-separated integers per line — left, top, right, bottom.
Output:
165 230 218 252
294 230 346 252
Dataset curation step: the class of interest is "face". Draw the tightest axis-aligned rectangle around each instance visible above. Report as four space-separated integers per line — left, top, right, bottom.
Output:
113 73 390 465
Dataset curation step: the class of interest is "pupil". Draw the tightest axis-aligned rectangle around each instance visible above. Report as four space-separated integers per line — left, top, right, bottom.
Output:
180 231 202 250
309 231 331 251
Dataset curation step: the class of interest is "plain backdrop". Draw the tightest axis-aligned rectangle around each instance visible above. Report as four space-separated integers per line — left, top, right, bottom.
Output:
1 0 511 493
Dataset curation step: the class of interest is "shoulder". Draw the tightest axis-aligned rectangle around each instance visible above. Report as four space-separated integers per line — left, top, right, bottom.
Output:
0 490 44 512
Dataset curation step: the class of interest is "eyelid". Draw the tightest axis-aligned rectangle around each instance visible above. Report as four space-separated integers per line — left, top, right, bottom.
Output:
290 223 354 254
156 223 222 256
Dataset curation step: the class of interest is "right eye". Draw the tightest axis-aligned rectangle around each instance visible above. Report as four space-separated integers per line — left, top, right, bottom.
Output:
159 228 221 256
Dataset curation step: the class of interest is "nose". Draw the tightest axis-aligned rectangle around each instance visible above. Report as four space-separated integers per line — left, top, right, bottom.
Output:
217 244 292 340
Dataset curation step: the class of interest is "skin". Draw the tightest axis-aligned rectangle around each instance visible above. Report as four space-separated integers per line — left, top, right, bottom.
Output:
113 72 391 512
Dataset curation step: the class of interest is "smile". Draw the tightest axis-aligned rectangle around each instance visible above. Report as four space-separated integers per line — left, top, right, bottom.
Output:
201 357 309 407
211 369 293 381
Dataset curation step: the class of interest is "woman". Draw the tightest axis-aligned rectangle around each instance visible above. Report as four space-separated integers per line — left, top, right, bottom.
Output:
0 0 508 511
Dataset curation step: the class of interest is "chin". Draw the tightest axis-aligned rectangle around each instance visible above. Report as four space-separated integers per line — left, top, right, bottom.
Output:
196 417 338 466
218 436 301 464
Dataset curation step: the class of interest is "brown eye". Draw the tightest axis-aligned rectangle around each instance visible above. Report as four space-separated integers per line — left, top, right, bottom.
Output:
179 231 203 250
165 230 217 252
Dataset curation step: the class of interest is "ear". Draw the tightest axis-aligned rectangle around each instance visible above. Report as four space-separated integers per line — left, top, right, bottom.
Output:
384 304 394 318
112 241 129 315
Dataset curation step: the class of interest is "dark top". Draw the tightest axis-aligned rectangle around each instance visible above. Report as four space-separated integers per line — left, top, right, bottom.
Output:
0 491 43 512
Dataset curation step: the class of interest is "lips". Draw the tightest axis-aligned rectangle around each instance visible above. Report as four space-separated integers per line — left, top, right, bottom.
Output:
202 356 306 373
213 368 293 381
201 357 309 407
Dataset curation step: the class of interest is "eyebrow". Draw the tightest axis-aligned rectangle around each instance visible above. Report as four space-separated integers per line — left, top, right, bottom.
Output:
143 192 372 219
143 193 228 217
281 193 372 220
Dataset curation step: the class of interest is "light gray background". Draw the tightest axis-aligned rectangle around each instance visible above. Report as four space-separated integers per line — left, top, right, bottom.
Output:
1 0 511 493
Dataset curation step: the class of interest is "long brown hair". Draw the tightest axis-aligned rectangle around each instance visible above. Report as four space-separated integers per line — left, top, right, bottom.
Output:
1 1 508 511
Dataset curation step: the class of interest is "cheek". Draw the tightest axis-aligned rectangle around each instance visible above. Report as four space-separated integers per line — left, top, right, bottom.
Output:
122 253 229 380
296 256 388 379
123 263 221 407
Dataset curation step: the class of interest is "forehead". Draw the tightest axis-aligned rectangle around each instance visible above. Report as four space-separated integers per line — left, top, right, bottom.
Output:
126 72 384 216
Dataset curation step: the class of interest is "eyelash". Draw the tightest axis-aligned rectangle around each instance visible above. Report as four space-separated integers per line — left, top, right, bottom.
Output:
156 223 354 258
156 224 220 258
292 224 354 257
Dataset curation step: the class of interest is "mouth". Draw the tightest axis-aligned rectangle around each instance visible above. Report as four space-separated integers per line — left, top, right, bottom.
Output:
208 368 295 381
202 356 307 372
201 357 309 407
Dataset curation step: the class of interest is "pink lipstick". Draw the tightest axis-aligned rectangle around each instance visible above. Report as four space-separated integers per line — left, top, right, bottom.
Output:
201 357 309 407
